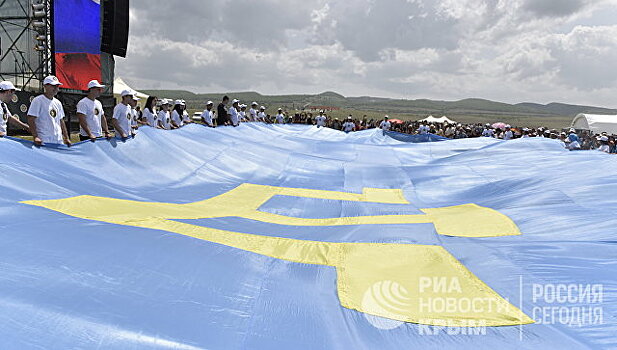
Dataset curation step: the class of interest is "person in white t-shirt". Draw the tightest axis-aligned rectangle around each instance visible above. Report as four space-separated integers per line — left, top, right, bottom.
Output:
275 108 285 124
444 123 455 138
228 99 240 127
503 125 514 140
379 116 391 131
201 101 215 127
342 116 356 133
315 111 327 128
171 100 184 128
249 102 258 122
27 75 71 146
598 136 610 153
112 90 135 139
417 122 430 135
157 99 172 129
257 106 267 122
181 100 192 124
482 124 495 138
142 96 159 128
0 81 29 137
239 104 248 122
76 80 111 141
129 95 140 136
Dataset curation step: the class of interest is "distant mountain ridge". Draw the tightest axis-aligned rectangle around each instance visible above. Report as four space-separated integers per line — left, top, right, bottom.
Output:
141 89 616 118
514 102 617 117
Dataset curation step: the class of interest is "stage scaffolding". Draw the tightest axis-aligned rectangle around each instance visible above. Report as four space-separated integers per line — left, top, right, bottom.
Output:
0 0 53 93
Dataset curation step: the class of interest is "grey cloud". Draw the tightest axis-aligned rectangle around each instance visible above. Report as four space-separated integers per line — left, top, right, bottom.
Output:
550 27 617 89
491 25 617 90
311 0 461 61
523 0 593 18
130 0 318 49
117 0 617 107
122 42 277 91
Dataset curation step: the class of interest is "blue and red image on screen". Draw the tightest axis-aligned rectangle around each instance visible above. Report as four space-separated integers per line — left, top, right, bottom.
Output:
54 0 102 91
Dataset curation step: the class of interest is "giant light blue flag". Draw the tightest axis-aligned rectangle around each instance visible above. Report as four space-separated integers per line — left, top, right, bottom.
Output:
0 124 615 349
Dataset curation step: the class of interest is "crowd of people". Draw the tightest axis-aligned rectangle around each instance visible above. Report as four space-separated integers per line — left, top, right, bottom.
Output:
0 76 615 153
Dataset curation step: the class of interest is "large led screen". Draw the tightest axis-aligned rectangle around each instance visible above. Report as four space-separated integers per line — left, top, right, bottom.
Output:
53 0 101 90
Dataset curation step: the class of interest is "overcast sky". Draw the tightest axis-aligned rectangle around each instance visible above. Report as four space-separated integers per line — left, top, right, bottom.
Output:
116 0 617 107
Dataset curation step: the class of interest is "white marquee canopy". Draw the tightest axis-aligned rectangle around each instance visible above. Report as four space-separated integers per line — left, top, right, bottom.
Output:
418 115 457 124
571 114 617 135
113 77 149 99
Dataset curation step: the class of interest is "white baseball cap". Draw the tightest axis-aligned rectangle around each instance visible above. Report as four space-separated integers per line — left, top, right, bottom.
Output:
232 99 240 104
206 100 213 105
260 106 266 110
132 95 140 101
600 135 609 142
0 81 20 91
174 99 183 105
120 89 134 97
161 99 171 105
43 75 62 86
87 80 105 89
251 102 258 106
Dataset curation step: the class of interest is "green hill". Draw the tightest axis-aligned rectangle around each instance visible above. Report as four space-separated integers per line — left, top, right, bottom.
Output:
515 102 617 116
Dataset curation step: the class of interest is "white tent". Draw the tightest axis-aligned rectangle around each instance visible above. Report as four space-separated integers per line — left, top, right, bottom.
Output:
419 115 457 124
113 77 149 99
571 114 617 135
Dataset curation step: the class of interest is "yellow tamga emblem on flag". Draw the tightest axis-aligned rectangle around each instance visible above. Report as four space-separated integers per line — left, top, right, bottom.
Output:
23 183 533 327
